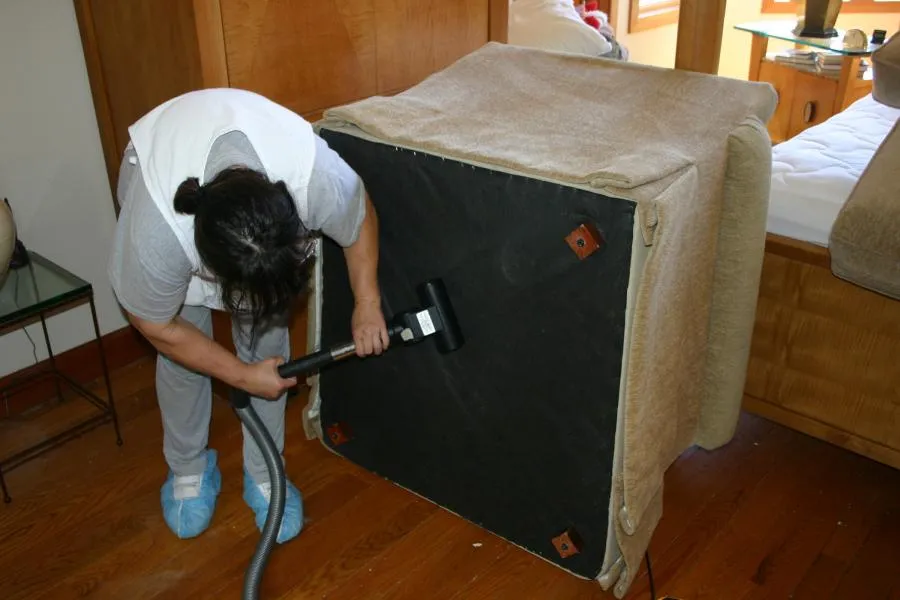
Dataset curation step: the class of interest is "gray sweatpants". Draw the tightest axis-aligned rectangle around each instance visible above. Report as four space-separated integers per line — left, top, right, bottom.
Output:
156 304 289 484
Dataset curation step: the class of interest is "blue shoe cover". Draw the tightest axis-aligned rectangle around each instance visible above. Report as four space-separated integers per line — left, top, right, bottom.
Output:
160 449 221 539
242 470 304 543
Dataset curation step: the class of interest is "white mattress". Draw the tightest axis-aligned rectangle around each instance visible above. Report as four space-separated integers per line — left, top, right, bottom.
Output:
767 94 900 247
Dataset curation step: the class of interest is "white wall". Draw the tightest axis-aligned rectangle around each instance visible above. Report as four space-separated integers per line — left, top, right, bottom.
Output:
610 0 679 69
0 0 127 378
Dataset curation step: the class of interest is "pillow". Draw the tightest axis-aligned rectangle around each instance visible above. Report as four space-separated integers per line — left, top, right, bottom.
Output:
873 31 900 108
829 119 900 300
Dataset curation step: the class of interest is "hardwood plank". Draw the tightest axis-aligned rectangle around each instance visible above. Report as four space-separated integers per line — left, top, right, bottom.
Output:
623 413 795 598
3 356 900 600
0 394 253 598
377 517 513 600
324 510 506 599
0 388 167 559
446 546 574 600
274 497 438 599
94 469 366 600
736 444 887 599
828 483 900 600
30 454 367 600
102 420 368 599
659 426 839 598
184 476 421 599
790 459 897 599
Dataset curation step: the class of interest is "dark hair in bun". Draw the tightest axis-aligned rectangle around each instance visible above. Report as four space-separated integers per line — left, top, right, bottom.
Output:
174 168 316 332
174 177 205 215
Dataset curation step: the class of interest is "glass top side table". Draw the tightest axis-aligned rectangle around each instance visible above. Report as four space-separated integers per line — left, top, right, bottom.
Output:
0 251 123 503
735 20 881 56
735 20 877 143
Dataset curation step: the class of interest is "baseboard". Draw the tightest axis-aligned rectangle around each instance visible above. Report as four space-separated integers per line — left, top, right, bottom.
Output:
0 325 156 415
742 395 900 471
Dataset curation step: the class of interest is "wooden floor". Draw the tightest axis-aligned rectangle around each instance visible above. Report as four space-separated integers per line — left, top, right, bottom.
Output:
1 357 899 600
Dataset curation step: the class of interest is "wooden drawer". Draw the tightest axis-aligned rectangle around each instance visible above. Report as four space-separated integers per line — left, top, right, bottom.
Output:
758 60 838 143
788 71 836 138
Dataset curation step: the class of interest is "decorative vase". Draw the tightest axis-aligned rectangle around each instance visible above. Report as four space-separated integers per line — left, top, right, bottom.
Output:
794 0 843 39
0 198 17 285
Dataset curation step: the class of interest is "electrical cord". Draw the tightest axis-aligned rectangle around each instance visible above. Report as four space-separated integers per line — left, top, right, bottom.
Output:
12 270 39 364
646 550 656 599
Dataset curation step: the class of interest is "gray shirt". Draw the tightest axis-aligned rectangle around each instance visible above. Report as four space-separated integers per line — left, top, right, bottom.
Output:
108 131 366 324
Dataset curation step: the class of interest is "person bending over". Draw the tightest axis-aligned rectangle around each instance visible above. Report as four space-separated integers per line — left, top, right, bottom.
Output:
108 88 388 542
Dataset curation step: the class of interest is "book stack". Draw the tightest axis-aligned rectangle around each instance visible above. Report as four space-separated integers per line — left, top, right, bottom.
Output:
766 49 870 79
769 48 818 70
816 51 870 79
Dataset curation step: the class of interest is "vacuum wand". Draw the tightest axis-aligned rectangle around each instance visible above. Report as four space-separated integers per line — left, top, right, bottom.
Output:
228 278 463 600
275 326 400 379
278 278 464 379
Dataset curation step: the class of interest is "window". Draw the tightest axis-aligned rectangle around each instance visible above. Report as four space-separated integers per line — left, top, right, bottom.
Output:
762 0 900 13
629 0 680 33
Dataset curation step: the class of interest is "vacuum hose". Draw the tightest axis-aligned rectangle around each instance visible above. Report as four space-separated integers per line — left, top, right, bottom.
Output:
226 279 462 598
230 390 286 600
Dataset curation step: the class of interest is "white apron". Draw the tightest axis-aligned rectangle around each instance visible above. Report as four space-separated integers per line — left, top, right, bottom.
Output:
127 88 317 310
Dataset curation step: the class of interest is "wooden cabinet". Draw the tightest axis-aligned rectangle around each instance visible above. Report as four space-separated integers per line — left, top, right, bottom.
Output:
758 60 849 142
74 0 508 214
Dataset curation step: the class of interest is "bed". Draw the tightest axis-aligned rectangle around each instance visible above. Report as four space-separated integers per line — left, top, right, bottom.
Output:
745 92 900 470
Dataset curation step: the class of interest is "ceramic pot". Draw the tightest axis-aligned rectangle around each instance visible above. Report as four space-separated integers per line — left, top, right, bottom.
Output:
0 199 16 285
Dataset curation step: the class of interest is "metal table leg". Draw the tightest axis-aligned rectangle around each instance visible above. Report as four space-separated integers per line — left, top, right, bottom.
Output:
90 296 122 445
39 312 63 403
1 466 10 503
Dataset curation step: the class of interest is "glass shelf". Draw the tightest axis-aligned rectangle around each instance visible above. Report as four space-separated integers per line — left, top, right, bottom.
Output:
0 250 121 505
0 252 92 327
735 20 880 56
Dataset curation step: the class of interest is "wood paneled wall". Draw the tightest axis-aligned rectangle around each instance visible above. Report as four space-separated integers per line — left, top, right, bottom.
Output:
74 0 507 214
74 0 210 209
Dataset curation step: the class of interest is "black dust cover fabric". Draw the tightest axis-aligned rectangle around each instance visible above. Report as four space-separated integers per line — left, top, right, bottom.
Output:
313 129 635 578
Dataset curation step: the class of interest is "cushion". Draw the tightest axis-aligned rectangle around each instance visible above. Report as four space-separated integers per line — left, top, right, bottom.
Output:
830 118 900 299
873 32 900 108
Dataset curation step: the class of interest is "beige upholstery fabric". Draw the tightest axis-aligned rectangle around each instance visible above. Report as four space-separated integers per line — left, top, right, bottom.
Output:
873 32 900 108
315 42 776 597
830 119 900 299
